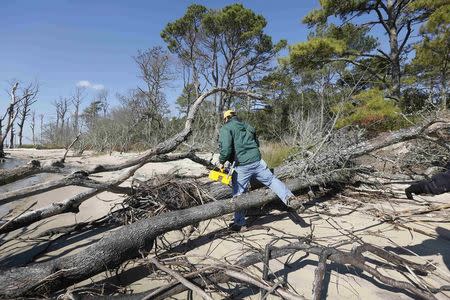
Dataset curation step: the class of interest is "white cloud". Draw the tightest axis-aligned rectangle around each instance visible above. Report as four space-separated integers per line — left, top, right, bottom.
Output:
76 80 105 90
92 84 105 90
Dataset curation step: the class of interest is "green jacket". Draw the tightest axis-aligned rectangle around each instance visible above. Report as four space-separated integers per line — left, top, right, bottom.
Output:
219 117 261 166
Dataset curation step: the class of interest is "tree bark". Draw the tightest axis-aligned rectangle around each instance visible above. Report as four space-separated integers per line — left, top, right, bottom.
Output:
136 240 436 300
0 170 348 298
0 151 215 233
0 160 57 186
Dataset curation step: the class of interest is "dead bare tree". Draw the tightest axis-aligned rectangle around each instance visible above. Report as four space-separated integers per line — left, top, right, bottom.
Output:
30 110 36 145
132 46 172 129
51 97 71 145
72 86 85 133
17 83 39 146
0 82 35 156
39 113 44 144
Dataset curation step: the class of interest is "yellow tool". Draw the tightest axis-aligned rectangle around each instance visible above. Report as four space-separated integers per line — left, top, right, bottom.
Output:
208 162 235 186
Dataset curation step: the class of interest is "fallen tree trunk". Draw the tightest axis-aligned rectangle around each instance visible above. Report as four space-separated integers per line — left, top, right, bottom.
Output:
0 169 350 298
0 88 241 194
0 151 215 233
125 239 436 300
0 151 213 205
0 160 61 186
275 120 450 179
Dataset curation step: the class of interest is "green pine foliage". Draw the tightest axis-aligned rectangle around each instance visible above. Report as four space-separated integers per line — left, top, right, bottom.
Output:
333 89 410 131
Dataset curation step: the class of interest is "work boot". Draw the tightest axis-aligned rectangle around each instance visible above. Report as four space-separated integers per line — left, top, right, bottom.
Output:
405 187 414 200
285 196 305 212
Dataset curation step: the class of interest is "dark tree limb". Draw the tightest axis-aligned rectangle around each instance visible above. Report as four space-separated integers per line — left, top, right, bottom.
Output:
136 239 437 300
0 170 348 298
0 160 61 186
0 151 213 205
312 249 332 300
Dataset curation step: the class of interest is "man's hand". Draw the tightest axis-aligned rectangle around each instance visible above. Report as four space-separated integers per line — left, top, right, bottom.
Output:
218 163 224 172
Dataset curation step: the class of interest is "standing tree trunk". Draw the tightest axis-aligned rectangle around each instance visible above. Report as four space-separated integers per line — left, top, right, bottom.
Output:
441 64 448 110
17 85 38 147
9 125 14 149
0 119 3 158
30 111 36 145
39 114 44 144
72 87 85 133
5 83 20 150
17 114 25 146
387 0 401 102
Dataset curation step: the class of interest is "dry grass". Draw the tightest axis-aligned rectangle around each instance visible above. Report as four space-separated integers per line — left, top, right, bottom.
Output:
260 141 296 168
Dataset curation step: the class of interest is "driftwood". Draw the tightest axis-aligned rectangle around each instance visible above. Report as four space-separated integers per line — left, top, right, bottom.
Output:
149 257 214 300
134 239 436 300
0 151 213 204
275 120 450 179
0 170 347 298
0 133 82 186
0 160 61 186
0 151 214 234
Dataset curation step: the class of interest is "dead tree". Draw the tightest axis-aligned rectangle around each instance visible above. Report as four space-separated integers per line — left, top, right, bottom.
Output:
0 82 32 156
56 97 69 130
30 110 36 145
17 83 39 146
72 86 85 133
39 113 44 144
131 46 172 129
0 171 333 298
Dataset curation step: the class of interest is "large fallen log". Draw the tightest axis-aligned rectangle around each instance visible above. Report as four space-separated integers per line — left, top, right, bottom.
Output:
2 120 449 234
143 240 437 300
0 151 215 234
0 160 61 186
275 120 450 179
0 169 350 298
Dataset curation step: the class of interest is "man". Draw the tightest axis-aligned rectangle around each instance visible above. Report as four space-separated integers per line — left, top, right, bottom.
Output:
218 109 299 231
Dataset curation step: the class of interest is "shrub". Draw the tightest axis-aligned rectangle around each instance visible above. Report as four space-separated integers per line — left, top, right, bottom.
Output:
333 89 410 132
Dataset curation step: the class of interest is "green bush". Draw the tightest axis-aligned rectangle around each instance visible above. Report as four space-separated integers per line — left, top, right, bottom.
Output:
333 89 410 132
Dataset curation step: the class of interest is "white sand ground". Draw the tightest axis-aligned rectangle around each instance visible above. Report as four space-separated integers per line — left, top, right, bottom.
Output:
0 148 449 299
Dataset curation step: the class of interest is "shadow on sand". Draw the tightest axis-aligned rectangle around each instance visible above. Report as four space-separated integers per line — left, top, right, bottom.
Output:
385 226 450 271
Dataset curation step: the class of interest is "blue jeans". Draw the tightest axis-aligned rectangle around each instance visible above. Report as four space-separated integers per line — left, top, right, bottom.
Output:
232 159 293 226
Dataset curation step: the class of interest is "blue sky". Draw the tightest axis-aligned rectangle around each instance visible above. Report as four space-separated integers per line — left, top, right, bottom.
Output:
2 0 413 144
0 0 318 126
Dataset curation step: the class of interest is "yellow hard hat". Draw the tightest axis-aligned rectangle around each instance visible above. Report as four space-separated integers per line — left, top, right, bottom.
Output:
223 109 235 119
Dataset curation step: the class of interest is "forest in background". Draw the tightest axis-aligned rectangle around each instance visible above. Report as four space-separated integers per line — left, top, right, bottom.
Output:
1 1 448 161
0 2 450 299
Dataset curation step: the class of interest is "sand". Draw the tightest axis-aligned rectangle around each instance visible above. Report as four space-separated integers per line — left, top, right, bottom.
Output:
0 148 449 299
